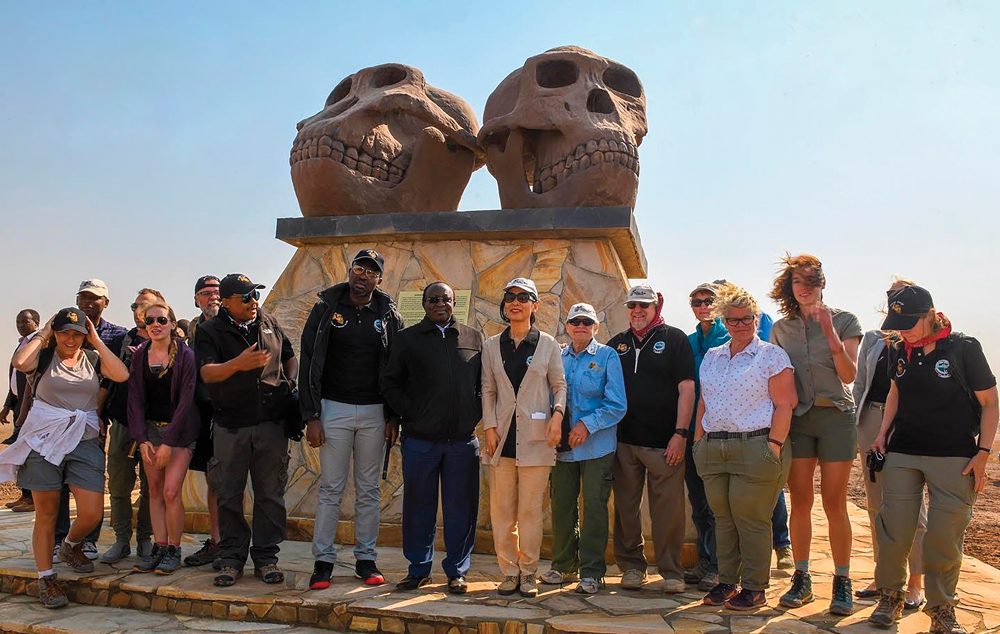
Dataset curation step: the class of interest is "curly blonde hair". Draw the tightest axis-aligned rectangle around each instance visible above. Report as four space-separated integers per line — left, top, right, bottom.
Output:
711 282 760 320
141 301 179 378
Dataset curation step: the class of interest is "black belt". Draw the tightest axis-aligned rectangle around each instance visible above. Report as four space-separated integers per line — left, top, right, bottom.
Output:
706 427 770 440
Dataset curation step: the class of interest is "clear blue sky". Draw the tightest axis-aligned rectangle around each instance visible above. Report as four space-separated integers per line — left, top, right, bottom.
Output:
2 1 998 372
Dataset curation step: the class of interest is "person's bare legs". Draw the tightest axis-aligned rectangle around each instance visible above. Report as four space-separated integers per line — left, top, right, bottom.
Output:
819 461 853 568
787 458 817 563
145 459 168 544
66 486 104 542
162 449 193 545
30 490 60 571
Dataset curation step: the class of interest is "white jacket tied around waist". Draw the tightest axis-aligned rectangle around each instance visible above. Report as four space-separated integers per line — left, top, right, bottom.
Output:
0 399 100 483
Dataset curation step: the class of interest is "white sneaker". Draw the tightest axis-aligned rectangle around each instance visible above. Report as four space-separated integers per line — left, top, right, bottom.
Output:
539 569 579 585
82 540 99 560
575 577 604 594
620 568 648 589
662 577 686 594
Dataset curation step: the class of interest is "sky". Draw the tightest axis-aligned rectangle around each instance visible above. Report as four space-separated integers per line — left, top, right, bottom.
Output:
2 1 998 379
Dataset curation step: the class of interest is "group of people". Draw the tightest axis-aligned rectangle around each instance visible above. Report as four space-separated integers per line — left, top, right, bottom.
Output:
0 251 995 634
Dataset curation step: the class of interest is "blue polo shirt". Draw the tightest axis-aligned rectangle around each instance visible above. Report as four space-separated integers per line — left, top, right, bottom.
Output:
559 338 627 462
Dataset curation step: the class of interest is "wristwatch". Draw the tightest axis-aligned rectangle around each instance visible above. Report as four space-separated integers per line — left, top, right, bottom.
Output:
978 446 993 455
673 428 689 439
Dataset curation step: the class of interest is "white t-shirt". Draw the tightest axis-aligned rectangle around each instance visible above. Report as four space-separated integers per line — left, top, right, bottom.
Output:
700 337 792 432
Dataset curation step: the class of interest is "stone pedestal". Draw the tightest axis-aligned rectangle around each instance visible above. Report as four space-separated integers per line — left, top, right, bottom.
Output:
183 208 696 564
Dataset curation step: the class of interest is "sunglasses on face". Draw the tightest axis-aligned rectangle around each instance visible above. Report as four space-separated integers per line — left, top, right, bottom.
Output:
197 288 220 298
725 316 755 327
626 302 653 310
503 292 535 304
241 290 260 303
690 297 715 308
144 316 170 326
568 318 595 327
425 295 453 305
351 264 381 280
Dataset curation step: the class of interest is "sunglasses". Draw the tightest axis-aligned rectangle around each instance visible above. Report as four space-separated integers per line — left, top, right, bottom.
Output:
241 289 260 303
144 316 170 326
568 318 595 327
351 264 381 280
425 295 453 305
690 297 715 308
503 292 535 304
626 301 653 310
724 316 755 326
196 288 220 298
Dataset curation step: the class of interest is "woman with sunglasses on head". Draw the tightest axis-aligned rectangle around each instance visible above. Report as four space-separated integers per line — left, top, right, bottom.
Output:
0 308 128 608
852 278 926 610
865 285 997 633
693 283 796 610
128 301 199 575
769 254 863 615
482 278 567 599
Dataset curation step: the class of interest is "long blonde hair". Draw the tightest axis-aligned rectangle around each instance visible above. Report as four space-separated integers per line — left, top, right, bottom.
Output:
141 301 178 378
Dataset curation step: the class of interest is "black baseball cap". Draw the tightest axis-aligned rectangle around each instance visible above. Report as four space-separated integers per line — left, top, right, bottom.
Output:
194 275 220 294
219 273 265 298
352 249 384 273
881 285 934 331
53 307 88 334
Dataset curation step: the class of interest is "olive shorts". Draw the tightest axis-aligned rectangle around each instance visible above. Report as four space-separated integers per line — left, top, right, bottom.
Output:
789 406 857 463
17 438 106 493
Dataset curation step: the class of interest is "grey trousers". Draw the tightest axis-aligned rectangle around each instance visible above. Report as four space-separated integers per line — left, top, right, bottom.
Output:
106 420 151 544
312 400 385 564
214 422 289 571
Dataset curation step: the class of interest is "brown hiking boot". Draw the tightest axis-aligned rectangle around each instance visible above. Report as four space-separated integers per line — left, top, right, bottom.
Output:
868 589 904 627
927 605 966 634
57 541 94 573
38 574 68 609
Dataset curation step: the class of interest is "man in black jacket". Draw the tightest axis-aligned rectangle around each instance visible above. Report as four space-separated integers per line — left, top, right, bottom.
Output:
382 282 483 594
194 273 297 588
300 250 404 590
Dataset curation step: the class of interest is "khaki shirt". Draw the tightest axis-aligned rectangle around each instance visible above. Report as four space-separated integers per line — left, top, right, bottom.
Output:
771 308 863 416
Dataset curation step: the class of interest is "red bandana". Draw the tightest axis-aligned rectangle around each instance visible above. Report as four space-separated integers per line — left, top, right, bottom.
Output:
631 292 666 340
903 312 951 361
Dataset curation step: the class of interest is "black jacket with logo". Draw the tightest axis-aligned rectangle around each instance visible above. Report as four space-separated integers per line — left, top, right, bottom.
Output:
381 317 483 442
298 283 404 421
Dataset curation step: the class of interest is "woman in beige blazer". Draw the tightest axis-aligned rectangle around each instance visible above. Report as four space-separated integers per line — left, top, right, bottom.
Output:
482 278 567 598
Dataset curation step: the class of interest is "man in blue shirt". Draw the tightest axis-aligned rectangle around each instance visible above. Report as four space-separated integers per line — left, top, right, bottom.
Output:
685 281 792 590
540 303 627 595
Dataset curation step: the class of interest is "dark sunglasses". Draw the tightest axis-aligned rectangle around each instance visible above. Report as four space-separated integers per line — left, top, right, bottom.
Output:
144 316 170 326
568 318 595 327
241 289 260 303
690 297 715 308
626 301 653 310
425 295 453 305
503 292 535 304
724 316 755 326
130 303 140 312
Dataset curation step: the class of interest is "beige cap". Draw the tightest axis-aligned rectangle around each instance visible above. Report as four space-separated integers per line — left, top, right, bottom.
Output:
689 279 728 298
624 284 657 304
78 279 110 299
566 303 599 323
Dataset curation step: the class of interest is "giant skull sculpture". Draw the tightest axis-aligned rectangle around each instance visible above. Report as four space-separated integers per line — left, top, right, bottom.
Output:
478 47 647 209
291 64 484 216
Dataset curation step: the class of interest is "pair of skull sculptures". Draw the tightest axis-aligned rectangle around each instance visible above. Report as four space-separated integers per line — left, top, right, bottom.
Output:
291 46 647 217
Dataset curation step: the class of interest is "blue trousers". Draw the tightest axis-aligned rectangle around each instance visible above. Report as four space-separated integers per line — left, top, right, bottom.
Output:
400 436 480 579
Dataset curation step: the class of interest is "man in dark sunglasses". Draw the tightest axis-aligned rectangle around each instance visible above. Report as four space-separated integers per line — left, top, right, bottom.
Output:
193 273 298 588
298 249 404 590
382 282 483 594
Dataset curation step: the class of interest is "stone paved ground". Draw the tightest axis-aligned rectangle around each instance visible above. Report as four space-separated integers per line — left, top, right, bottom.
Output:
0 500 998 634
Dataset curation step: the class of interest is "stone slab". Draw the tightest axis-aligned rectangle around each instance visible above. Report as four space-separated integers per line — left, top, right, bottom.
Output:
275 207 647 277
351 594 550 624
547 613 674 633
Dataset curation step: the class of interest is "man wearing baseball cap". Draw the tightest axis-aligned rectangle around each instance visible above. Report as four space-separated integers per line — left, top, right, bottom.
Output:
299 250 404 589
607 284 696 593
193 273 298 588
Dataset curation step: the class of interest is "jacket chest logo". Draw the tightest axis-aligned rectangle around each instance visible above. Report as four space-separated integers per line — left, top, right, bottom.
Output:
934 359 951 379
526 355 533 366
616 343 629 355
652 341 666 354
374 319 383 334
331 312 346 328
895 358 906 378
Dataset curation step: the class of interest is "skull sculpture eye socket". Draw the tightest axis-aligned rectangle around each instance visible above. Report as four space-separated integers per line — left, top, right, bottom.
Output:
370 66 408 89
602 66 642 98
326 77 353 107
535 60 579 88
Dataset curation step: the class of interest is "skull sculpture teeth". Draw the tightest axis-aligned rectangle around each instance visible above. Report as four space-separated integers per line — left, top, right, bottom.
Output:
478 46 647 209
291 63 484 217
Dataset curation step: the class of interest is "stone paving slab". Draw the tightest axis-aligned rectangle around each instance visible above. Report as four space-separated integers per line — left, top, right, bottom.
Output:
0 502 999 633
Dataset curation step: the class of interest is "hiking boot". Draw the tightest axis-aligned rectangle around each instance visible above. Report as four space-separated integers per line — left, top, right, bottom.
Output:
155 545 181 575
5 495 30 509
99 540 131 564
310 561 334 590
82 540 98 560
574 577 604 595
214 566 242 587
133 543 165 573
927 605 967 634
868 589 905 627
703 582 739 606
620 568 647 590
539 569 578 585
830 575 854 615
497 575 519 596
663 577 686 594
685 557 711 583
38 574 68 609
775 545 794 570
57 541 95 573
255 564 285 584
355 559 385 585
447 576 468 594
11 497 35 513
699 570 721 592
183 538 219 567
726 588 767 611
137 539 154 559
779 570 814 608
519 574 538 598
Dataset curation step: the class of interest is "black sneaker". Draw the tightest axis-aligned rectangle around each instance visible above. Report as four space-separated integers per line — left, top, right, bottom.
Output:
396 574 432 591
310 561 334 590
447 576 468 594
355 559 385 586
155 545 181 575
779 570 814 608
726 588 767 611
830 575 854 615
183 538 220 567
133 544 165 573
703 582 738 606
